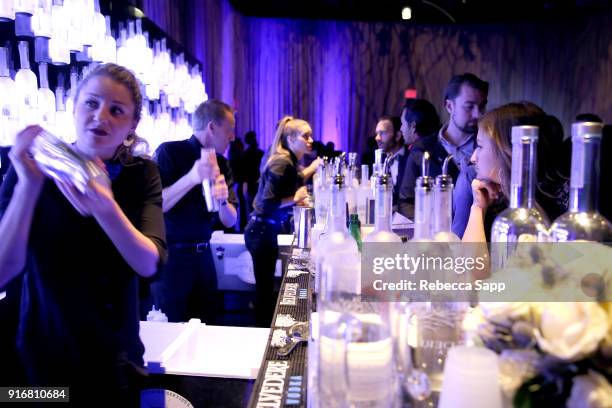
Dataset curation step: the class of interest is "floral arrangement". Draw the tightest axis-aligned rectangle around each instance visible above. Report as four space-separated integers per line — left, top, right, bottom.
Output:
462 242 612 407
465 302 611 407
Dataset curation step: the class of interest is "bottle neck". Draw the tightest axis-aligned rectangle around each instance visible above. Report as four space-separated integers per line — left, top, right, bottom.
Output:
510 139 537 209
433 187 452 233
329 185 347 232
414 186 433 239
570 137 601 212
374 184 393 232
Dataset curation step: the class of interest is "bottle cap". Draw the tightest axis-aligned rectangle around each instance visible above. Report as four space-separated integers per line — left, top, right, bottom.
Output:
511 125 538 144
572 121 603 141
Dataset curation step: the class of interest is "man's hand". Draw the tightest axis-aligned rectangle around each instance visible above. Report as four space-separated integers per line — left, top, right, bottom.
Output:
186 155 219 186
212 174 229 202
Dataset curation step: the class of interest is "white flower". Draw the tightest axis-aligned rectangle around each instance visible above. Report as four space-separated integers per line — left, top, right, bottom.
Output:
479 302 533 325
567 370 612 408
497 349 539 398
534 303 609 361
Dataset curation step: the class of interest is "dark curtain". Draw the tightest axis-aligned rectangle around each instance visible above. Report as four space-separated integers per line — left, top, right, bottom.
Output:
142 0 612 158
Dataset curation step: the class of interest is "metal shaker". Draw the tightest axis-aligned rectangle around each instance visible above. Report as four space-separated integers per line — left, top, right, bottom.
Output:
30 129 110 193
201 148 220 212
296 206 314 249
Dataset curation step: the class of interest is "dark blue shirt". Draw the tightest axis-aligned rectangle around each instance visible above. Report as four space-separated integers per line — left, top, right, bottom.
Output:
154 135 237 244
251 151 303 221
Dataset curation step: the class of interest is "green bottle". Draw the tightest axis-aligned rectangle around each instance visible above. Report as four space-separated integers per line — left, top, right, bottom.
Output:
348 213 362 252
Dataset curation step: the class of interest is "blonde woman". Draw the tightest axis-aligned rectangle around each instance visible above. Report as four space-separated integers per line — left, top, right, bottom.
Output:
0 64 166 404
245 116 320 327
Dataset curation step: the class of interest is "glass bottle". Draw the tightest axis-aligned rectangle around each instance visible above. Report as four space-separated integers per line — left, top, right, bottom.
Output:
550 122 612 242
14 0 36 15
348 213 362 252
1 1 15 21
49 0 70 65
64 0 84 52
316 167 397 407
412 152 433 241
15 41 39 130
357 164 370 224
116 25 130 70
365 172 401 243
37 62 56 130
491 126 550 267
345 152 358 217
433 155 460 242
102 15 117 64
313 159 329 225
313 165 358 297
0 47 18 146
32 0 52 39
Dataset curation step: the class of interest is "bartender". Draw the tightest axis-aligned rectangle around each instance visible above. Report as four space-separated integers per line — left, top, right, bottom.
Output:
153 99 238 323
244 116 320 327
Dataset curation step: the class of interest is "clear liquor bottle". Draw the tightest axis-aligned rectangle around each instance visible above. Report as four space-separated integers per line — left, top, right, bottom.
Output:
357 164 370 224
433 155 460 242
345 152 359 216
313 164 358 297
364 172 401 243
0 47 18 146
550 122 612 242
491 126 550 267
16 41 39 130
412 152 434 241
37 62 56 129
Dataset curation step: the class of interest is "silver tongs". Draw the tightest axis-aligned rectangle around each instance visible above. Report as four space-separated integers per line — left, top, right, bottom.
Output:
30 129 110 193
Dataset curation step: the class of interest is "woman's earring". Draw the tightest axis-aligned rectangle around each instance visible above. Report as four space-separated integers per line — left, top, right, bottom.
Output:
123 137 135 147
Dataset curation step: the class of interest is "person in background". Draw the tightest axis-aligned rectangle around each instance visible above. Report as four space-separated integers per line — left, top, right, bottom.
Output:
375 115 408 211
243 130 264 218
244 116 320 327
0 63 166 404
398 74 488 225
397 98 442 218
229 136 246 230
360 135 378 173
153 99 238 323
462 101 569 243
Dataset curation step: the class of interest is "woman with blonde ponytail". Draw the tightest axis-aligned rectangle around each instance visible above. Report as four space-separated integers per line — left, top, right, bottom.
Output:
245 115 321 326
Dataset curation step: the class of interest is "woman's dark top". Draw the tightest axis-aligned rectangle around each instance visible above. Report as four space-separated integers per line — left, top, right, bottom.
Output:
251 150 303 223
0 157 167 392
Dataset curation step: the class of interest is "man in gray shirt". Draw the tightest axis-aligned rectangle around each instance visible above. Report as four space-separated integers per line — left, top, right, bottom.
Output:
397 73 488 236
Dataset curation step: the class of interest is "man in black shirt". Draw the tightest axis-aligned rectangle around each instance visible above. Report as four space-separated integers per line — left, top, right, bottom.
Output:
152 100 238 323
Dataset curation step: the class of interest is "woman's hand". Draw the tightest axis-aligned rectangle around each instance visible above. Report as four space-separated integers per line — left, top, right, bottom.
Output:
307 157 322 172
55 176 116 217
294 186 309 206
471 178 501 210
8 125 45 190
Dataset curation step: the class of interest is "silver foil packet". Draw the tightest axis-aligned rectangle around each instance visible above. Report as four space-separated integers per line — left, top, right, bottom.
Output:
30 130 110 193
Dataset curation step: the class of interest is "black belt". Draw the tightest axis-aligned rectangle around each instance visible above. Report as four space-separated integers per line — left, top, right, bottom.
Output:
170 242 210 253
250 215 278 225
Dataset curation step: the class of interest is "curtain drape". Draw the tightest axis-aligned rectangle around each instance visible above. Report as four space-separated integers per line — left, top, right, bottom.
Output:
142 0 612 157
